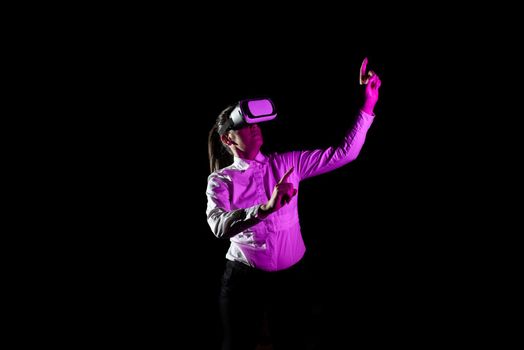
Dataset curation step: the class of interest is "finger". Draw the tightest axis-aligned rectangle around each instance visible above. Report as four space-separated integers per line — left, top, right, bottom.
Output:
367 70 375 84
284 186 296 198
360 57 368 85
278 167 294 185
374 75 381 89
282 187 298 204
281 194 291 205
368 73 379 87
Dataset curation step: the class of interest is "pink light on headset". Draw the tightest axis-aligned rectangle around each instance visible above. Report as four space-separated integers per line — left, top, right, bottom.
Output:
244 99 277 122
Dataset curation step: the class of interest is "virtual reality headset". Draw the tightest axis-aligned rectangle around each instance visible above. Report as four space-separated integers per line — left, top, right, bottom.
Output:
218 98 277 135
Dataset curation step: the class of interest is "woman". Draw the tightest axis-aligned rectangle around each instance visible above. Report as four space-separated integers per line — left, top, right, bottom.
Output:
206 58 381 350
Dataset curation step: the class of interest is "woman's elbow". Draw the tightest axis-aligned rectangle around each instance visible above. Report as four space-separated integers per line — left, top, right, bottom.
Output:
208 221 227 239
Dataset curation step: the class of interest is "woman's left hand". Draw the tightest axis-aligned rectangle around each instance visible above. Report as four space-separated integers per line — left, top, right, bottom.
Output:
360 58 381 115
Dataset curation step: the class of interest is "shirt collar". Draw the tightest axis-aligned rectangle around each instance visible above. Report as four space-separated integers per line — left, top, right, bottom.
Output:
233 152 267 169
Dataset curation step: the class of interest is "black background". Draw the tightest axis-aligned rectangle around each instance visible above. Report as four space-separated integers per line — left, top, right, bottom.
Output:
59 16 499 348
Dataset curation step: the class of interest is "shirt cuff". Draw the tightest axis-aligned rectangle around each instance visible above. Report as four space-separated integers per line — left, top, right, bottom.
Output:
359 109 376 119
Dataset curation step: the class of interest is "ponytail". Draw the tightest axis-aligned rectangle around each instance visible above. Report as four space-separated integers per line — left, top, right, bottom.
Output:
208 104 235 173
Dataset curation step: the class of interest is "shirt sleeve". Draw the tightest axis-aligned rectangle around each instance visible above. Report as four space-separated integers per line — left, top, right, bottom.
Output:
206 173 264 239
293 110 375 180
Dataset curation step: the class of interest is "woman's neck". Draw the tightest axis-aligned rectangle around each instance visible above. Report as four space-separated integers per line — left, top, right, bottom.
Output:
234 148 259 160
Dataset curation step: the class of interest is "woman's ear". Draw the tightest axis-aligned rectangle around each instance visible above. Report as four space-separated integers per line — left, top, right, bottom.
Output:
220 134 232 146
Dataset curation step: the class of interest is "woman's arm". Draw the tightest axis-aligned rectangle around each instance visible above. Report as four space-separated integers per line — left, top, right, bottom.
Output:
291 110 374 180
206 173 264 239
294 61 381 180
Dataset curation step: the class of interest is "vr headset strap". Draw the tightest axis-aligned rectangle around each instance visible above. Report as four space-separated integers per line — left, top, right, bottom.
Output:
217 119 234 136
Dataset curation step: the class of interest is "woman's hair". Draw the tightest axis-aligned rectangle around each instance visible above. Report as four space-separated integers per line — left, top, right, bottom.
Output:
208 104 236 173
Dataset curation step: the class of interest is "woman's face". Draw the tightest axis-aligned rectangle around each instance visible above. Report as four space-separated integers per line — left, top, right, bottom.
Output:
226 123 263 154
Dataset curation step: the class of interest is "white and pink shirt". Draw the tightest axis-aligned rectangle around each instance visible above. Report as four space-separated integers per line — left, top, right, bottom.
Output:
206 111 375 271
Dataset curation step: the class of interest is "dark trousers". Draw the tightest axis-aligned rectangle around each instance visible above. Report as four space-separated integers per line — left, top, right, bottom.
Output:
219 259 310 350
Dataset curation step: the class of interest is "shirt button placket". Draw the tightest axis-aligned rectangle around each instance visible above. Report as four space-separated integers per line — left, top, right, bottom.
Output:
255 163 264 202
